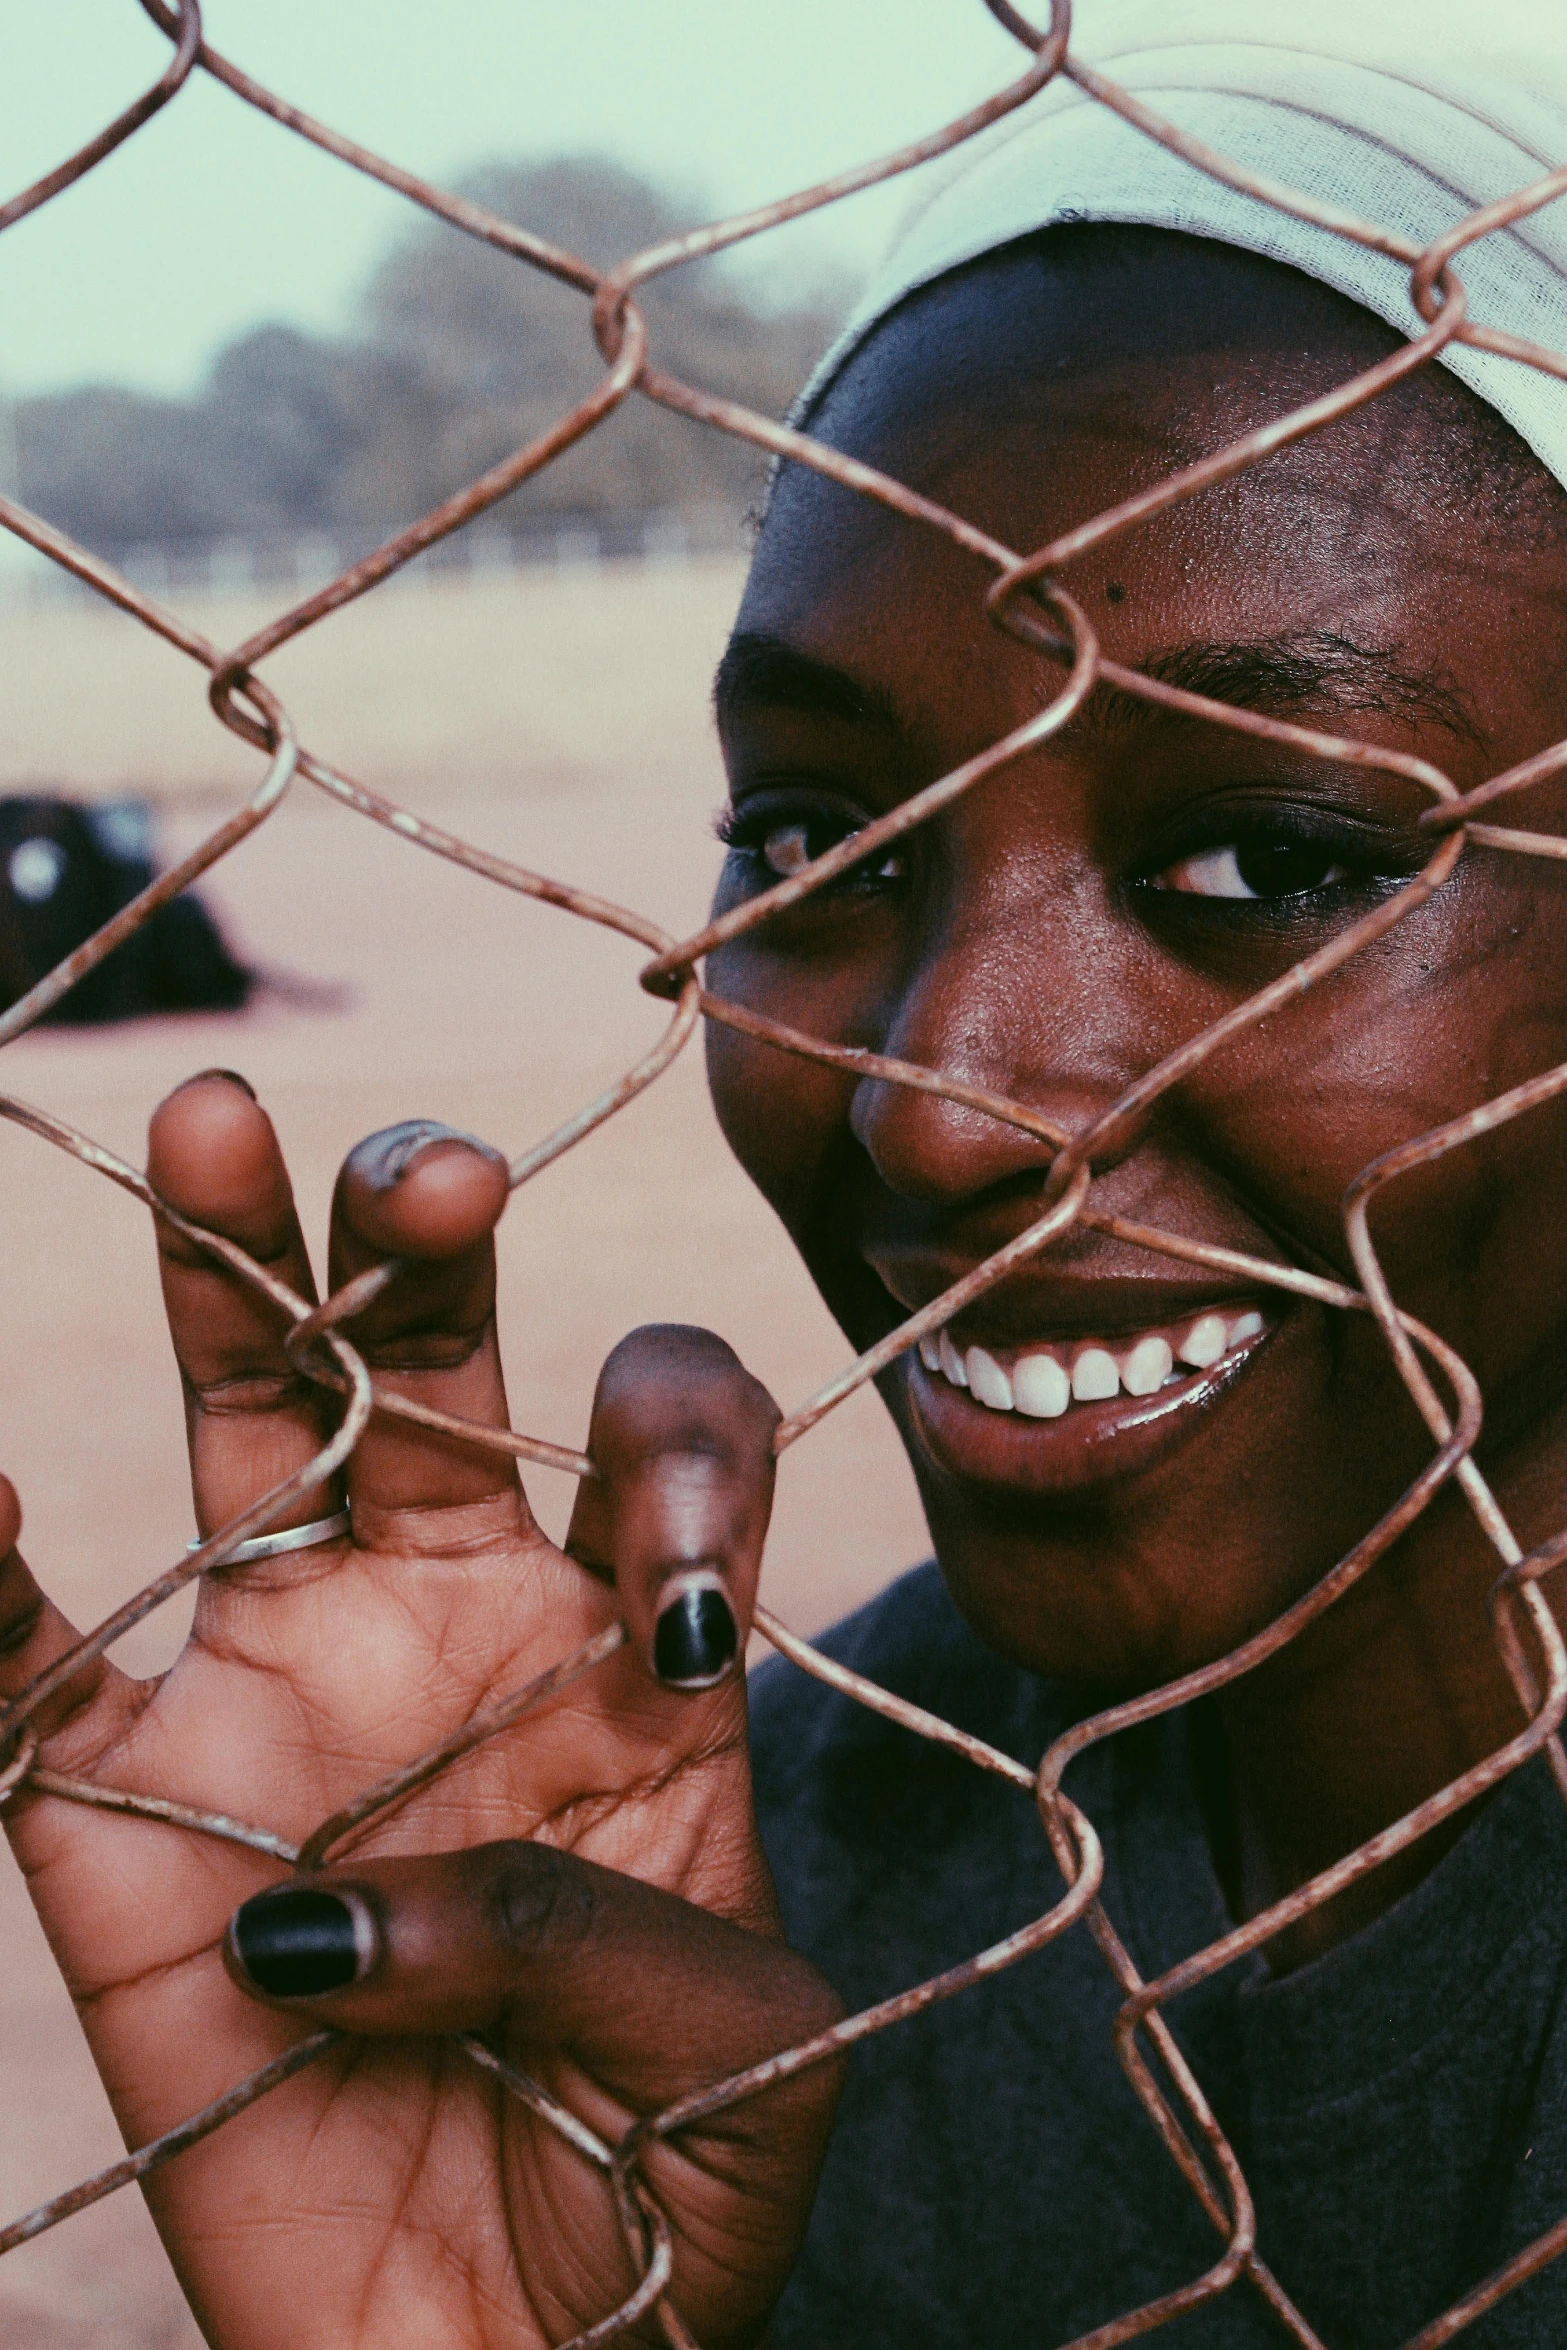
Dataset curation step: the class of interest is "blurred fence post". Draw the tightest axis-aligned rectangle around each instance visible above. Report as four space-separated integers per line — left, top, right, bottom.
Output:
641 513 690 567
554 524 602 572
209 539 255 598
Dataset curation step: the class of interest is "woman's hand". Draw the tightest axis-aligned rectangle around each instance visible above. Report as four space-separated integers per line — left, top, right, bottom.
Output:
0 1072 842 2350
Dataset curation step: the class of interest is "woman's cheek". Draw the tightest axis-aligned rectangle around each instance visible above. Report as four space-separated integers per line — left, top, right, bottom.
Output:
1321 889 1567 1360
1355 1095 1567 1398
1186 884 1567 1391
703 1019 778 1195
705 915 897 1221
703 1012 849 1232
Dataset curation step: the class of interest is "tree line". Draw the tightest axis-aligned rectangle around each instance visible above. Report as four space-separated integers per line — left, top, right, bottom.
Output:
12 159 848 562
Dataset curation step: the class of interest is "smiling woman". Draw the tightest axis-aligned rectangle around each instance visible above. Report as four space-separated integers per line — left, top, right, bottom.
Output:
712 153 1567 2350
711 226 1567 1690
7 5 1567 2349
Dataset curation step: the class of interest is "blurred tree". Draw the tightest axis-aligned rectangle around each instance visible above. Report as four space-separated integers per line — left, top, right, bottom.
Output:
14 156 847 560
204 325 444 539
16 384 225 549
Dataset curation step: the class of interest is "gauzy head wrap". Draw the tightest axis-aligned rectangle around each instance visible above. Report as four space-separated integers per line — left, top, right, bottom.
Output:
795 0 1567 486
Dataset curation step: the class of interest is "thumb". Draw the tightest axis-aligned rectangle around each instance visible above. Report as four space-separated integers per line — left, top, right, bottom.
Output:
225 1843 845 2343
223 1840 841 2114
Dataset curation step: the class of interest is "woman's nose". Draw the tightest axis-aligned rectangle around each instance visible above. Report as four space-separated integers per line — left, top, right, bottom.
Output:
848 893 1152 1203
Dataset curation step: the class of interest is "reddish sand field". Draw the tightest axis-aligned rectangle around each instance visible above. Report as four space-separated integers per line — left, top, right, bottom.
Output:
0 562 929 2344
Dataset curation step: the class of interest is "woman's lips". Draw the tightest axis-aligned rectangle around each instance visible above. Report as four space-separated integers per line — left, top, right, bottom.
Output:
901 1301 1279 1497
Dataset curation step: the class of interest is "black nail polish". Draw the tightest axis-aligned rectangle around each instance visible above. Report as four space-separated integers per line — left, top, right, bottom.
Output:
362 1117 491 1191
229 1886 371 1998
369 1120 449 1189
653 1579 738 1688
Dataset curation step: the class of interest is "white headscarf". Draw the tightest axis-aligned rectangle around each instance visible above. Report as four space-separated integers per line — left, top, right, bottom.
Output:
797 0 1567 483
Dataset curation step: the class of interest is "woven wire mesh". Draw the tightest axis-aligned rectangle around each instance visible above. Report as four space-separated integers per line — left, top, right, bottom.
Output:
3 1 1567 2341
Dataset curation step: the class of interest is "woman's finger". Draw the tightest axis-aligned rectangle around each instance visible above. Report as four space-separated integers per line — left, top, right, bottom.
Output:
224 1841 842 2347
147 1072 338 1543
0 1477 132 1757
224 1839 841 2115
566 1326 779 1690
326 1121 517 1528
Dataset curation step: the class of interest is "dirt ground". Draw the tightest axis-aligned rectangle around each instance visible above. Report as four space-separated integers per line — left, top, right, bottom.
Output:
0 561 929 2344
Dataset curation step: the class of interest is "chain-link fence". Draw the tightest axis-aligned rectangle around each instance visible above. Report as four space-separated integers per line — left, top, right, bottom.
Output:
3 1 1567 2341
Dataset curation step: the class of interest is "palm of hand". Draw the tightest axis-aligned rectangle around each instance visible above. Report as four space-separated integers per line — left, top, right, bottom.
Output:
0 1079 834 2350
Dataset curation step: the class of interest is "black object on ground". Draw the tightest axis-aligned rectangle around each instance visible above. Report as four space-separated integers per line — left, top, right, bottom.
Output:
0 796 253 1023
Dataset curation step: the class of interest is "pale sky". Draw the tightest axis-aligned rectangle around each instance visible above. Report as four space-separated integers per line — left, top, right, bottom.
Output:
2 0 1025 399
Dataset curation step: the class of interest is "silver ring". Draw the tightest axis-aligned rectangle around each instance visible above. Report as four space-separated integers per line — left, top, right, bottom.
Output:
188 1508 352 1564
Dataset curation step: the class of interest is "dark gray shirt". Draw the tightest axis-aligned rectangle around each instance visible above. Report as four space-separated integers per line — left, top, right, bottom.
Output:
750 1564 1567 2347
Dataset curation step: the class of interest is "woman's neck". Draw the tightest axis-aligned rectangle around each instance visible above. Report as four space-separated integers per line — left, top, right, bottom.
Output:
1212 1425 1567 1972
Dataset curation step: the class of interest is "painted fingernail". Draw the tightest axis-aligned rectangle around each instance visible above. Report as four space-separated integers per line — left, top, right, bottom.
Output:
361 1120 492 1191
228 1885 377 1998
652 1570 738 1689
182 1068 257 1099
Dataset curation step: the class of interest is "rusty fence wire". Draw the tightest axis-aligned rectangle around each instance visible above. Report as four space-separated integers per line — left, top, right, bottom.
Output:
3 1 1567 2342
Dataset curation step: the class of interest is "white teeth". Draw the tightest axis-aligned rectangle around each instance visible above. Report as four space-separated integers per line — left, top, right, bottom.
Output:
1177 1313 1228 1369
1013 1351 1071 1418
1120 1334 1174 1396
965 1345 1015 1411
924 1307 1269 1413
1071 1346 1120 1402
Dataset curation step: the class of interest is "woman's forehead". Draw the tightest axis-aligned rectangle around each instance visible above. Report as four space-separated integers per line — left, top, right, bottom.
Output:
798 230 1402 458
735 230 1567 750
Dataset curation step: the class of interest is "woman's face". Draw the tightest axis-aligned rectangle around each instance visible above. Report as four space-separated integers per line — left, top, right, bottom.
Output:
705 235 1567 1692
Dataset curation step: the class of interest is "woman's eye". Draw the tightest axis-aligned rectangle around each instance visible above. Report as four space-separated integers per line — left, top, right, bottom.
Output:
760 821 814 878
760 823 907 885
1148 836 1349 900
720 802 907 891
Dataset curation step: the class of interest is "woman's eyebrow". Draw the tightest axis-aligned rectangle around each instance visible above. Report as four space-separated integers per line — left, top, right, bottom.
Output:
714 633 897 733
715 625 1485 752
1094 630 1486 746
